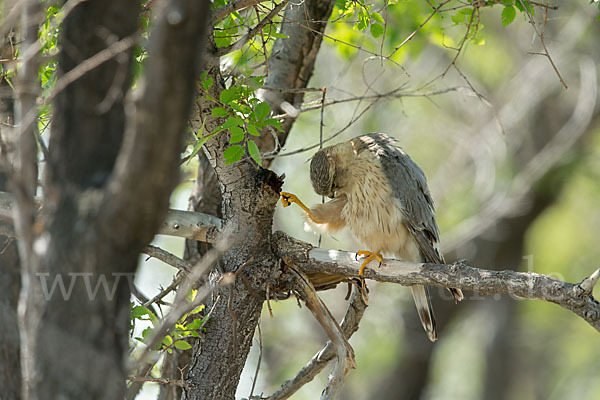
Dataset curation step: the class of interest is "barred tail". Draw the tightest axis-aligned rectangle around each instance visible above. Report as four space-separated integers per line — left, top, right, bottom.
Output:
411 285 437 342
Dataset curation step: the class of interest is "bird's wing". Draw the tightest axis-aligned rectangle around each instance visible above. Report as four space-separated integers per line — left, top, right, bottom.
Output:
353 133 444 264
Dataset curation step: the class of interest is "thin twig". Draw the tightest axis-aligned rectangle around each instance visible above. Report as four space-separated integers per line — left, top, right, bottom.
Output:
143 273 185 308
128 376 189 388
212 0 273 23
143 244 192 271
517 0 567 89
215 0 289 57
268 284 367 400
47 34 138 102
289 266 356 400
317 87 326 248
248 322 263 398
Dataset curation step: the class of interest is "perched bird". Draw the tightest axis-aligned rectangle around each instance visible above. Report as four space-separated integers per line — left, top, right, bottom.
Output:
281 133 463 341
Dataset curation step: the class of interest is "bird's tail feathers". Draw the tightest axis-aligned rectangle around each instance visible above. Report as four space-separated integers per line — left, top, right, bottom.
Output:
411 285 437 342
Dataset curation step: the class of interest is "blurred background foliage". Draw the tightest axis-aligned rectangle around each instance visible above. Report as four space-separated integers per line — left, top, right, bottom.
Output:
130 0 600 398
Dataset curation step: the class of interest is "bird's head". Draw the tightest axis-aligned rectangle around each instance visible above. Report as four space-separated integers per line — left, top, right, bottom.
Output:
310 149 337 198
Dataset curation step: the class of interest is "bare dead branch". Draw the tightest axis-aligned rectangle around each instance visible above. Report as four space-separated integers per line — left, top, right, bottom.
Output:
576 269 600 296
266 284 367 400
143 244 193 271
248 322 263 399
142 273 184 308
2 192 598 333
13 3 43 397
47 34 138 102
273 231 600 333
443 60 597 251
0 191 221 243
289 266 356 400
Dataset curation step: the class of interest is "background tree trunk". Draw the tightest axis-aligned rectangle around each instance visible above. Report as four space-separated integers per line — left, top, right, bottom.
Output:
9 1 209 399
0 27 20 398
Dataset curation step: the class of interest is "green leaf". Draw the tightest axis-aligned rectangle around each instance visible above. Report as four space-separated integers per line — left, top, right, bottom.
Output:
174 340 192 350
185 318 203 330
212 107 228 117
254 101 270 120
162 335 173 347
192 132 217 154
220 88 238 104
224 144 244 164
247 140 262 166
203 75 213 91
131 306 150 319
370 23 384 38
247 123 260 137
501 5 516 26
264 118 283 130
270 32 289 39
229 126 244 143
371 11 385 24
221 116 243 130
451 8 473 25
514 0 534 15
355 9 369 31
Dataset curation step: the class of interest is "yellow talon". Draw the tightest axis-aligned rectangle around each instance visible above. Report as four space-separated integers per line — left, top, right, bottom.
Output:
356 250 383 276
279 191 323 224
280 191 297 208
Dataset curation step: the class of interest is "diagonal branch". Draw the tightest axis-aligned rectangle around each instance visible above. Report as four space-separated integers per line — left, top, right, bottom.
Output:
289 266 356 400
265 284 367 400
215 0 289 57
211 0 273 23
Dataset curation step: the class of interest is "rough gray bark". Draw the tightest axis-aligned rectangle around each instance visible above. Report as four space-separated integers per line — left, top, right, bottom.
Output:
8 1 209 399
182 57 284 396
176 2 335 398
258 0 335 165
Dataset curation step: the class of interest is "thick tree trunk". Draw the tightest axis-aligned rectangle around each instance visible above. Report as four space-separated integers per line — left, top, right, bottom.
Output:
179 2 335 398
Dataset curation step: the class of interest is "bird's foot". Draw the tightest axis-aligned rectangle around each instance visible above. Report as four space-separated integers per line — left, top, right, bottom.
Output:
356 250 383 276
280 191 323 224
280 191 298 208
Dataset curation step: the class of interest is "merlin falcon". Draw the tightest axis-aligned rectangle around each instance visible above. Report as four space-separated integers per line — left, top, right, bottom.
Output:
280 132 463 341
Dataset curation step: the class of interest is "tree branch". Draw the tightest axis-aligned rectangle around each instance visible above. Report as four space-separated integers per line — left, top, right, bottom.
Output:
2 191 598 332
143 244 193 271
0 191 221 243
289 267 356 400
214 0 289 57
211 0 273 23
273 231 600 333
264 284 367 400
